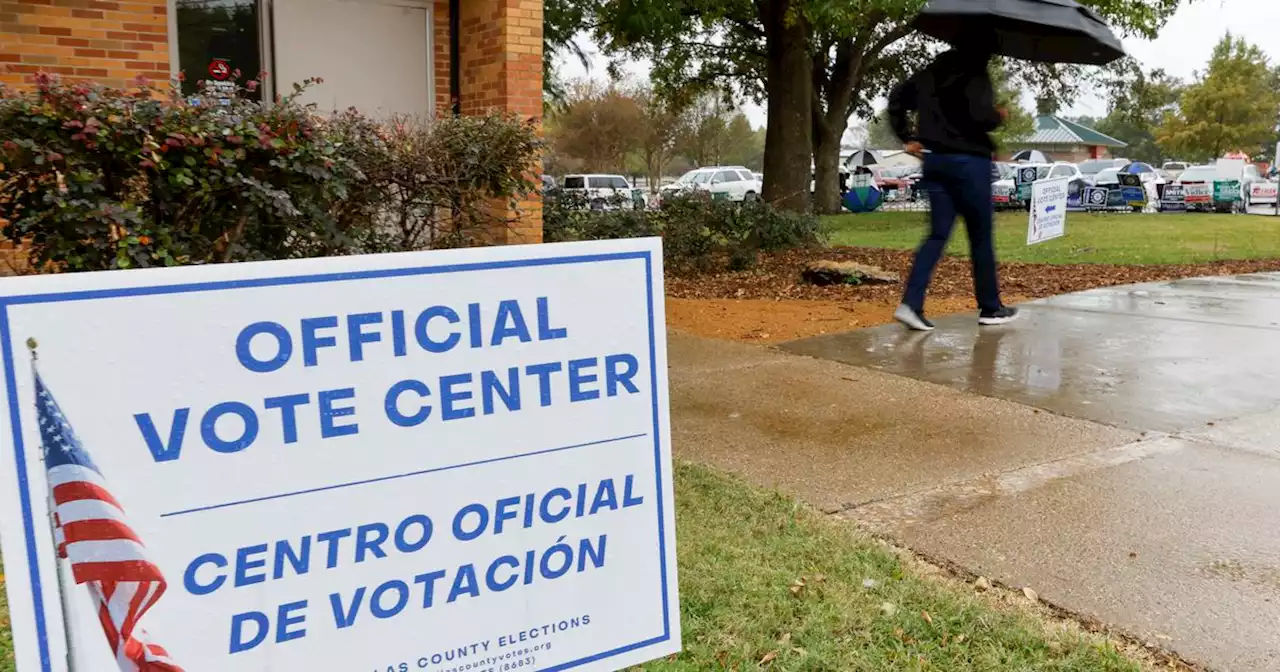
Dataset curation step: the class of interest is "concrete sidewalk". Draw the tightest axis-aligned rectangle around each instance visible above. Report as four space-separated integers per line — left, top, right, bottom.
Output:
671 273 1280 672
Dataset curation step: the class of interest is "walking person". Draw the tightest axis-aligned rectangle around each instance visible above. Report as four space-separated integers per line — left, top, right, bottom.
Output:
887 31 1019 331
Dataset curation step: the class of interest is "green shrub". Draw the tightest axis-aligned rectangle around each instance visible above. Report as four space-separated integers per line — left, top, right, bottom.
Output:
544 190 825 273
0 74 541 272
542 191 659 243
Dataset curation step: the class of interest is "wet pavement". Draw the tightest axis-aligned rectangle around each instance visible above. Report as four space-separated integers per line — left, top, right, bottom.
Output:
767 272 1280 670
783 274 1280 433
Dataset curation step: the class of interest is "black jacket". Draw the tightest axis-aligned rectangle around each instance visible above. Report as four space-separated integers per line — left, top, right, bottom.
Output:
887 49 1002 157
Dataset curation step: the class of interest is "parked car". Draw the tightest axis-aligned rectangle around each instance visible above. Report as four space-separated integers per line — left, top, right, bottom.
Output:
1159 161 1189 182
1241 163 1264 207
992 163 1055 209
661 166 762 203
1077 158 1129 186
988 163 1014 207
1172 165 1219 212
560 174 645 210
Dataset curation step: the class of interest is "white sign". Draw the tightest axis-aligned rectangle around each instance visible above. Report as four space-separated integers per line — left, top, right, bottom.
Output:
1250 181 1278 204
0 239 680 672
1184 182 1213 204
1028 177 1069 245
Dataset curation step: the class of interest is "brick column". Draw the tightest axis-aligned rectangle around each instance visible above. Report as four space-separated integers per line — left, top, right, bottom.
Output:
457 0 544 244
1 0 170 89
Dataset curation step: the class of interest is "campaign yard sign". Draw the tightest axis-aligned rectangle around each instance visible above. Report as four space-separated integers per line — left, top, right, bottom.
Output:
1250 181 1279 204
1184 182 1212 206
0 240 680 672
1083 187 1109 210
1160 184 1187 212
1214 180 1242 205
1028 177 1068 245
1014 165 1038 202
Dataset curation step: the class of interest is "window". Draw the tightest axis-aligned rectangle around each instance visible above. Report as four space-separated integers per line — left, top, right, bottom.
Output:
1049 166 1073 178
689 172 713 184
174 0 264 99
562 177 586 189
737 170 754 181
175 0 437 116
1036 167 1052 179
714 170 739 183
609 177 631 189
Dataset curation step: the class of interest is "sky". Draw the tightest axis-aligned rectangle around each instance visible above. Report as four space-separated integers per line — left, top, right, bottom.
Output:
557 0 1280 136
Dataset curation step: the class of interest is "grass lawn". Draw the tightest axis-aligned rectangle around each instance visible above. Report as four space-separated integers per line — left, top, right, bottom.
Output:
640 464 1144 671
0 465 1149 672
825 210 1280 265
1 583 8 672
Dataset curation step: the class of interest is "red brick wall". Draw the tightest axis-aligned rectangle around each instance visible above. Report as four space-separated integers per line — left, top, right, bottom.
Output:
1 0 170 89
433 0 452 114
457 0 543 243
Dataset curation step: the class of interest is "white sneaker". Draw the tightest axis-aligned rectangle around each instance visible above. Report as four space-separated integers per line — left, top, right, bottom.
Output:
894 304 935 331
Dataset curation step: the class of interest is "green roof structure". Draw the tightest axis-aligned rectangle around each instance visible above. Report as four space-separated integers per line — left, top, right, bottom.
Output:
1023 116 1128 148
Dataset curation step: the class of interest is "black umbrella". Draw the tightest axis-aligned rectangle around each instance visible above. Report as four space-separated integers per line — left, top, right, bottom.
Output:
846 149 880 167
912 0 1124 65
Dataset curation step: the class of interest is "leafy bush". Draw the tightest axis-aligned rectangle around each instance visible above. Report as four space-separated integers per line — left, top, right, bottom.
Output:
0 75 541 272
542 191 659 242
328 110 542 251
544 191 825 273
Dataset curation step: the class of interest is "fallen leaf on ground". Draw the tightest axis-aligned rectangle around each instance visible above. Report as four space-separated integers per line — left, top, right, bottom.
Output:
1023 587 1039 603
759 650 778 665
975 576 992 591
666 247 1280 304
921 610 933 625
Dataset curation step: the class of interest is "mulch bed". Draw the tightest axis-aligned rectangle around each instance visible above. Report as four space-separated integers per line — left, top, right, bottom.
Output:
666 246 1280 302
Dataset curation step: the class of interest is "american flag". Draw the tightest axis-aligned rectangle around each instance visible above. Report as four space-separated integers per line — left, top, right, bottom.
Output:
37 372 184 671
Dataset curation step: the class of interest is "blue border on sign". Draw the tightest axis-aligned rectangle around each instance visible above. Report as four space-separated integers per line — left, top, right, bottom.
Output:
0 250 671 672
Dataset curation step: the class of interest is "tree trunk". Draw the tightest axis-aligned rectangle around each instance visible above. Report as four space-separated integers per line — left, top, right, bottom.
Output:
813 119 844 214
761 0 813 213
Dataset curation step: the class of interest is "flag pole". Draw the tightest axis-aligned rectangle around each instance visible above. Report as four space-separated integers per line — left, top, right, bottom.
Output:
29 338 79 672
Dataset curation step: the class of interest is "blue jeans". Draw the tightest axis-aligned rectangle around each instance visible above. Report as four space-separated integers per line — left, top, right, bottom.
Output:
903 153 1002 314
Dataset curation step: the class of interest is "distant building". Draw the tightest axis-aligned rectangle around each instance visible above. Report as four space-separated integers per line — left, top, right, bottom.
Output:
1005 116 1128 163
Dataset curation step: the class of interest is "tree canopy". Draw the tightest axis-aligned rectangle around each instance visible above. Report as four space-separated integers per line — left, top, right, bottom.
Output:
1157 34 1280 162
544 81 765 186
1090 61 1183 164
572 0 1186 211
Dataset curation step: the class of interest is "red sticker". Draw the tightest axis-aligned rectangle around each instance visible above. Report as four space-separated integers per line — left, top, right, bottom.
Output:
208 59 231 81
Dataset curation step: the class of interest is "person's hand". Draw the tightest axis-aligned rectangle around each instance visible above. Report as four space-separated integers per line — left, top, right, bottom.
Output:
904 140 924 157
